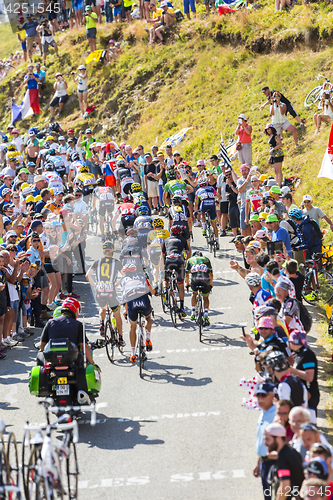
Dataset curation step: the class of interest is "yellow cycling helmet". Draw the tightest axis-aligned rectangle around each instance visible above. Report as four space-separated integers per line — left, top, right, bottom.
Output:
7 144 17 152
152 218 164 229
131 183 141 193
80 166 89 173
259 212 268 220
259 174 269 182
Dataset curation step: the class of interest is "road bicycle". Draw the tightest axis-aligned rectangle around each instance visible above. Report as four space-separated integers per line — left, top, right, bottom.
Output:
88 199 98 236
104 211 115 243
134 310 147 379
194 285 210 343
102 305 124 363
0 419 21 499
23 400 79 500
164 269 183 327
301 253 333 305
304 74 333 108
204 211 217 257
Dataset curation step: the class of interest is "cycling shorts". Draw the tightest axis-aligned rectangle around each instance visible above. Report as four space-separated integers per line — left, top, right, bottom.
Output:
191 280 211 296
200 201 217 221
119 214 136 234
96 292 120 310
150 246 161 266
127 293 152 322
164 257 185 284
99 200 114 217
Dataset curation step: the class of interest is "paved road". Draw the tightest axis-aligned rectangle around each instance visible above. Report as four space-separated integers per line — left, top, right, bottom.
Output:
0 228 264 500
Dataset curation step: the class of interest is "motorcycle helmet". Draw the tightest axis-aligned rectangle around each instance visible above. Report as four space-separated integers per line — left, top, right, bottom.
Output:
152 218 164 229
53 306 62 318
131 183 141 193
116 158 126 169
171 225 183 236
137 205 149 216
96 178 105 187
102 240 114 251
61 297 81 319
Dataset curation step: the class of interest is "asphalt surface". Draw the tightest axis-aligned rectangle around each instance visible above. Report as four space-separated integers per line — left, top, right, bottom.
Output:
0 227 264 500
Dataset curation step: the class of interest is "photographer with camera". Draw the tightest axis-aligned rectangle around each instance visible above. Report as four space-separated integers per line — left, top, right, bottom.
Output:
313 91 333 135
260 86 305 131
84 5 98 53
269 91 300 148
235 114 252 166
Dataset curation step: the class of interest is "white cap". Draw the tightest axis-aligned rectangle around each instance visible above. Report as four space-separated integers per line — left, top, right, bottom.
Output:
264 423 286 437
238 113 247 121
78 65 86 70
58 136 65 141
160 1 168 6
303 194 312 202
281 186 290 195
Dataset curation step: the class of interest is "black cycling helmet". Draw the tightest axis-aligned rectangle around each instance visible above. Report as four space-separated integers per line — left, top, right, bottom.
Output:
44 162 55 171
70 151 80 162
192 251 203 257
49 122 61 133
265 351 289 372
116 158 126 168
172 196 182 205
102 240 114 251
166 169 176 180
48 148 56 156
96 178 105 187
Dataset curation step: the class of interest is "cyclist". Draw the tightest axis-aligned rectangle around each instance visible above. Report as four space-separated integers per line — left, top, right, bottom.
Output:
133 205 154 248
120 227 148 269
162 225 190 317
289 208 322 259
114 158 134 200
73 164 96 197
43 162 64 193
93 178 115 241
148 218 170 289
121 262 155 363
163 170 193 232
194 177 220 250
131 182 151 215
86 240 125 344
185 251 213 326
112 195 136 237
167 195 192 256
38 297 94 393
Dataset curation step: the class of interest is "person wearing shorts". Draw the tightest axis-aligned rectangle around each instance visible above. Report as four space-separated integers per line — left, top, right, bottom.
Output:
85 6 98 52
74 0 84 26
271 94 299 147
183 0 196 20
49 73 68 121
203 0 215 13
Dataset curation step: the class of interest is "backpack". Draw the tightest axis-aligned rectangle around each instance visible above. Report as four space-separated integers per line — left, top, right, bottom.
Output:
282 376 305 407
308 218 323 240
174 9 184 21
297 300 312 333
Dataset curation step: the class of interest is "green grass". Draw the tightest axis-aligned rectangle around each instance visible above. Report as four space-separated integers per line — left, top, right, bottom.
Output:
0 22 20 60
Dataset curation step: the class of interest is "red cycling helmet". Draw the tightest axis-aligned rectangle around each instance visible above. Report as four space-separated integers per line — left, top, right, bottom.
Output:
171 225 183 236
61 297 81 319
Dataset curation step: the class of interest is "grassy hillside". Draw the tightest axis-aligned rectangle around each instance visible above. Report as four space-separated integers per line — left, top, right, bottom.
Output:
1 1 333 227
0 22 20 59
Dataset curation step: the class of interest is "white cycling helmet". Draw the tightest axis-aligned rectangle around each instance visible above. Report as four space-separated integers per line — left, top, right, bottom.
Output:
244 272 262 287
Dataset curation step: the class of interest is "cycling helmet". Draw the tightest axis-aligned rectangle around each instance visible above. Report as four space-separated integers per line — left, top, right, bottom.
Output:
244 272 262 288
116 158 126 168
61 297 81 319
288 208 303 220
152 218 164 229
171 225 183 236
1 135 8 142
198 177 208 187
96 178 105 187
6 144 17 152
70 152 80 162
44 162 55 171
192 251 203 257
125 227 138 237
48 148 56 156
49 122 61 133
46 135 54 142
80 165 89 173
265 351 289 372
123 195 133 203
166 170 176 180
122 263 137 273
131 182 141 193
137 205 149 216
172 196 182 205
43 141 50 149
102 240 114 251
53 306 62 318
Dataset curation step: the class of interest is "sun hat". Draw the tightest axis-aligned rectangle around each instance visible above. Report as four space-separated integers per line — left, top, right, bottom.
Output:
303 194 312 202
197 160 205 166
34 175 45 183
266 178 278 187
288 330 308 348
266 214 279 223
58 136 65 141
280 186 290 195
249 214 259 222
238 114 247 121
254 230 267 239
78 65 86 70
1 188 11 196
269 186 282 195
248 240 261 249
257 316 275 330
264 423 286 437
259 212 268 220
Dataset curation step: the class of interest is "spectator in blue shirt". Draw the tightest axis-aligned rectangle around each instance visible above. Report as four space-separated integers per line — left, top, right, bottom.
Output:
266 214 292 257
20 15 41 61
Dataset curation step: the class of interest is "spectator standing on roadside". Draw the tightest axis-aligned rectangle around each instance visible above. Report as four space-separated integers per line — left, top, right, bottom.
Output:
260 86 305 130
84 6 98 53
301 194 333 231
11 128 24 154
253 383 276 500
237 164 252 236
314 91 333 135
72 65 89 118
24 65 40 115
74 0 84 27
20 14 41 62
17 18 27 62
235 114 252 166
124 0 133 22
79 129 96 173
37 20 60 65
264 123 284 187
183 0 196 20
34 62 46 99
113 0 123 23
49 73 68 122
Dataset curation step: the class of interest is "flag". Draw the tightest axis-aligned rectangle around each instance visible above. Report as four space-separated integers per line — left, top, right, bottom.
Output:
318 123 333 180
215 0 244 13
160 127 193 149
220 133 231 169
11 89 40 124
85 50 103 64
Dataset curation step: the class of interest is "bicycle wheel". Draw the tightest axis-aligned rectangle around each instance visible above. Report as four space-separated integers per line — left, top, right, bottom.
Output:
0 434 9 497
66 442 79 500
22 430 32 499
6 433 19 492
160 280 167 313
26 446 41 500
169 288 177 328
92 210 98 236
304 86 322 108
197 295 203 343
104 320 115 363
317 270 333 303
138 316 145 379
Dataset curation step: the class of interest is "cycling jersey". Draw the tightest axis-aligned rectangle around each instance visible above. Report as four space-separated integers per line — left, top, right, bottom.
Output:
48 155 66 178
114 166 133 196
94 186 114 216
148 228 170 266
44 171 64 192
7 150 24 167
167 205 190 240
162 235 188 258
253 289 272 309
164 179 189 201
185 255 212 283
74 172 96 196
132 191 151 215
195 186 217 220
293 347 319 409
246 187 265 213
91 256 122 309
69 160 85 178
121 273 149 303
281 297 303 332
120 234 147 265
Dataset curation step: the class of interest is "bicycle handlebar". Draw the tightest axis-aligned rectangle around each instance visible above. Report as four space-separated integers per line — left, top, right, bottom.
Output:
317 73 330 82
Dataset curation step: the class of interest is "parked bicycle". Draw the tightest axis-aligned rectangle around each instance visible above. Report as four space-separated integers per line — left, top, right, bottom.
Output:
0 419 21 499
301 253 333 305
304 74 333 108
23 399 79 500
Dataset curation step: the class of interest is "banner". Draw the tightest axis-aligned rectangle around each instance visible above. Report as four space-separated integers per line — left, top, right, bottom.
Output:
318 123 333 180
160 127 193 149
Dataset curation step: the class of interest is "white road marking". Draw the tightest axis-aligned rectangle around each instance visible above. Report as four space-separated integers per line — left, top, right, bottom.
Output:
94 345 241 358
118 410 220 422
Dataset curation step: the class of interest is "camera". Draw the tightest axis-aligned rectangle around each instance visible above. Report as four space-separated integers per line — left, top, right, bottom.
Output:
71 71 75 75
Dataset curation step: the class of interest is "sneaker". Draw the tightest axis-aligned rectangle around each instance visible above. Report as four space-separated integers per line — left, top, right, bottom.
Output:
159 210 164 216
11 333 24 342
59 292 68 300
146 338 152 351
3 337 18 347
47 302 57 310
130 355 137 363
53 299 62 306
35 319 46 329
190 314 195 321
194 221 201 227
17 328 30 339
216 244 220 250
100 321 104 333
202 230 207 236
295 144 301 149
203 314 210 326
314 130 320 136
304 292 318 301
220 230 226 237
0 345 8 353
300 123 306 130
118 334 126 347
179 308 187 318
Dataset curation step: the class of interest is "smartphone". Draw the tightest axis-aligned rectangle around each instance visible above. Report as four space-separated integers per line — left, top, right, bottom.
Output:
267 240 283 256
